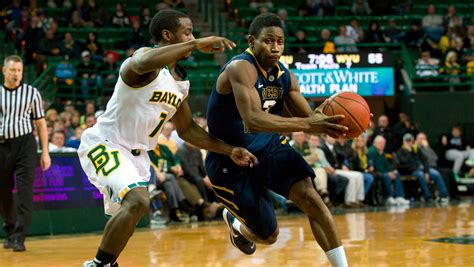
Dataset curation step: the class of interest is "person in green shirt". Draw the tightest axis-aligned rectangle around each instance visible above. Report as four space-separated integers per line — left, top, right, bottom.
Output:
368 136 409 205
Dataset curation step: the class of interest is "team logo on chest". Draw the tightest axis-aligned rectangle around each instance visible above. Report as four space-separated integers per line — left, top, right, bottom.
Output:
148 90 182 109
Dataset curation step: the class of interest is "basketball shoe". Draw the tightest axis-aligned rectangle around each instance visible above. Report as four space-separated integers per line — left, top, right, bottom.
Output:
222 208 256 255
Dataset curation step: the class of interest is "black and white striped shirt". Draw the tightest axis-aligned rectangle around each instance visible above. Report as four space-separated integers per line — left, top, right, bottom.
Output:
0 83 44 139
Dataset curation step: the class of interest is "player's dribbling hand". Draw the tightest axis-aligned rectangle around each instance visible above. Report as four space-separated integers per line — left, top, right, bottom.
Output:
196 36 236 53
230 148 259 168
309 102 348 138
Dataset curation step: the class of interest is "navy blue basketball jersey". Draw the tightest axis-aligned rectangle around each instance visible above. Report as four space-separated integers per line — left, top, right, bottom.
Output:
207 48 292 155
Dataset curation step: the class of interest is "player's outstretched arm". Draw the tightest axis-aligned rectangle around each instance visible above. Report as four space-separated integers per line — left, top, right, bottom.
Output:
126 37 236 76
173 99 258 167
228 60 348 137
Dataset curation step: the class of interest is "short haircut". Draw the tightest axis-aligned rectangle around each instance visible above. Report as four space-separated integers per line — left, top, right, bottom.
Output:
4 55 23 65
249 13 283 37
52 130 66 137
149 10 189 43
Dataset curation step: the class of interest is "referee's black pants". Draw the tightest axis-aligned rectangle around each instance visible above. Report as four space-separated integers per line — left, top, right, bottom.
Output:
0 133 37 242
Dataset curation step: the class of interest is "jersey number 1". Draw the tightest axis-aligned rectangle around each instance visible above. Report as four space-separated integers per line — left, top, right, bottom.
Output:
149 111 168 138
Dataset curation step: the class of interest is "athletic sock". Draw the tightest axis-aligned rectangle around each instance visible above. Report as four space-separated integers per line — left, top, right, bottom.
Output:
325 246 348 267
94 248 117 266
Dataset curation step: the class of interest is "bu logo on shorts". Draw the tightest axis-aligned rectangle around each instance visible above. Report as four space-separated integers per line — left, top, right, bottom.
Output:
87 144 120 176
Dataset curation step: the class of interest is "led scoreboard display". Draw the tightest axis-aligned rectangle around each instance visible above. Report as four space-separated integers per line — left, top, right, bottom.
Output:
279 52 395 97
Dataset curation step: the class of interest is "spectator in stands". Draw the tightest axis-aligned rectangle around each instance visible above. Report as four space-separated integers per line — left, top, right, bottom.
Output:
277 9 291 35
369 136 409 205
346 18 364 43
112 2 130 28
70 0 92 27
415 50 440 78
443 51 461 91
443 5 463 29
315 0 335 17
176 142 213 203
141 5 152 28
59 32 81 59
99 52 118 88
85 114 96 128
415 132 438 168
65 126 84 149
76 51 97 101
365 21 386 43
159 122 178 154
320 135 365 207
80 101 95 124
291 29 312 54
393 112 419 149
385 19 406 43
441 125 474 178
422 4 443 42
149 144 191 222
49 130 77 152
293 133 331 207
250 0 273 9
373 115 395 152
297 0 316 17
84 32 103 61
23 15 44 64
45 108 58 124
351 136 374 196
59 112 73 138
335 25 357 52
55 55 76 86
129 19 146 49
352 0 372 16
37 29 60 57
320 28 336 53
396 133 448 203
405 21 424 50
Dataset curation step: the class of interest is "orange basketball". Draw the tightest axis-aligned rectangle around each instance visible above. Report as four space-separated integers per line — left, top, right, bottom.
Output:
321 92 371 139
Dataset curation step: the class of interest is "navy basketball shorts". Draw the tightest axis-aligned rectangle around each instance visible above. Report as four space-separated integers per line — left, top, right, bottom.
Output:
205 143 315 240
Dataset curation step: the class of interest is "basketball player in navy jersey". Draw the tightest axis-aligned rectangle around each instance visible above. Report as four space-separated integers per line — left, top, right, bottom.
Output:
206 14 349 266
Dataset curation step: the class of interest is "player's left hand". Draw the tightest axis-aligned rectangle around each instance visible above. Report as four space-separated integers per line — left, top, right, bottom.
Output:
230 148 258 167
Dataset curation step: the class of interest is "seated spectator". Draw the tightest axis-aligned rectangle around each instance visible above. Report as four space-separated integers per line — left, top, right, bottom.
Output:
405 21 424 50
351 136 374 197
441 125 474 178
112 2 130 27
148 144 193 222
293 133 331 207
49 130 77 152
369 136 409 205
45 108 59 124
372 115 396 153
37 29 61 57
84 114 97 128
80 100 96 124
65 126 85 149
315 0 335 17
352 0 372 16
396 133 448 203
320 29 336 53
393 112 419 149
141 5 152 28
422 4 443 42
291 29 312 54
99 51 119 89
159 122 178 154
462 36 474 64
23 15 44 64
443 51 461 91
320 135 364 207
277 9 291 35
365 21 386 43
335 25 357 52
176 142 212 203
346 18 364 43
415 50 440 78
76 51 98 101
55 55 76 85
297 0 316 16
443 5 463 29
129 19 146 49
385 19 405 43
84 32 103 61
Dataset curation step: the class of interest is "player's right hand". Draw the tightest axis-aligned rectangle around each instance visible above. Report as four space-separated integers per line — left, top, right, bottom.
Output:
195 36 236 53
230 147 259 168
308 104 348 138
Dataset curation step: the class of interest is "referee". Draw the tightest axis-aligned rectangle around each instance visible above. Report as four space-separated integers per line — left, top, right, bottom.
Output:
0 55 51 252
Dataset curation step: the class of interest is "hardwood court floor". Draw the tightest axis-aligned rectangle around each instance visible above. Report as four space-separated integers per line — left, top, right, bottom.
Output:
1 200 473 267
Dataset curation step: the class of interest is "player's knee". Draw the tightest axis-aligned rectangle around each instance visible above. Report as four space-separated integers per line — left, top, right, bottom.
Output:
123 190 150 217
263 228 279 244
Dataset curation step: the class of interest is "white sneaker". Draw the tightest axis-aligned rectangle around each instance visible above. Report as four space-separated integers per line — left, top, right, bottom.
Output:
386 197 396 205
83 261 97 267
440 197 449 204
395 197 410 205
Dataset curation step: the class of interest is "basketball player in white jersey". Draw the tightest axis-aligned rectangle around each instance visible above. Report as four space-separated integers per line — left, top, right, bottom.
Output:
79 10 257 267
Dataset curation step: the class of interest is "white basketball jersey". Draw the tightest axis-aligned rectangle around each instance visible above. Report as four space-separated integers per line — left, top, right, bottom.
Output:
91 58 190 150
